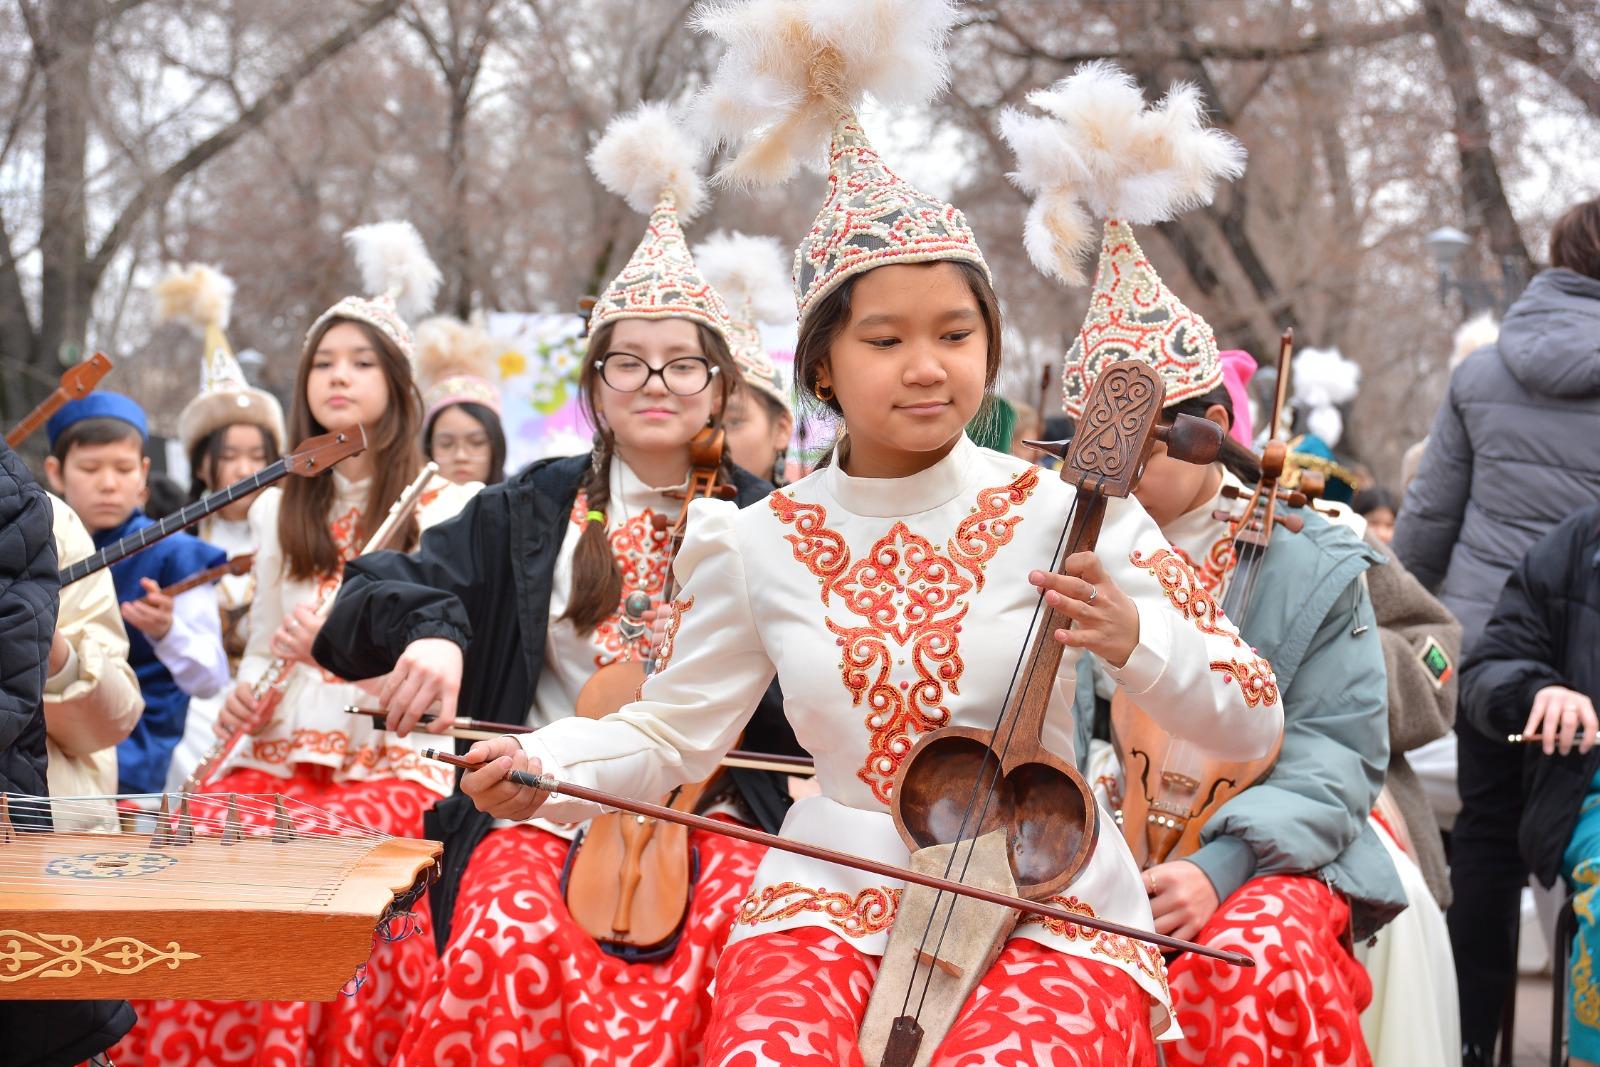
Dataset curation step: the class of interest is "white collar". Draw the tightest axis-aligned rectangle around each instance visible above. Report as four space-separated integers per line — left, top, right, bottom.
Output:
822 435 976 518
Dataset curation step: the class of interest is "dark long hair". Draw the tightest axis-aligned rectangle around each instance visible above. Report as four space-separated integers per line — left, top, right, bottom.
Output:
561 318 739 633
424 401 507 486
186 423 282 503
791 259 1004 462
279 317 425 581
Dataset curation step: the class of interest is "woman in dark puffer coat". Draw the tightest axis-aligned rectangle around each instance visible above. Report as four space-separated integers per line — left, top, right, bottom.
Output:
1395 196 1600 1063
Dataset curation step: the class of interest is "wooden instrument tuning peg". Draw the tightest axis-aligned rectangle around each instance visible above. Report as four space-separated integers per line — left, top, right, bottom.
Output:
176 796 195 845
0 794 12 845
150 794 173 847
273 795 295 843
1153 414 1225 465
1022 438 1072 460
1274 512 1306 534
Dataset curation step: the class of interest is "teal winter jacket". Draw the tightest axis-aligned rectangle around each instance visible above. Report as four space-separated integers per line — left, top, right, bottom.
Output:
1075 510 1406 941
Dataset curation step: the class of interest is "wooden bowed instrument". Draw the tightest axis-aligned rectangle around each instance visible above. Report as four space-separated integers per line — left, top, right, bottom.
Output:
61 428 366 588
185 460 439 791
850 360 1223 1066
563 426 739 960
1108 331 1303 870
0 791 438 1001
4 353 114 449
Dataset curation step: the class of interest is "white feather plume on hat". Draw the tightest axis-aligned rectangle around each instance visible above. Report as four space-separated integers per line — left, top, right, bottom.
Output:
154 263 235 333
1292 346 1361 447
589 102 707 220
691 0 960 186
343 220 441 320
998 60 1247 285
693 231 794 323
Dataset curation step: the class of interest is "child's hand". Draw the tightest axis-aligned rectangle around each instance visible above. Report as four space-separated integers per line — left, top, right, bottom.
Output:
1144 860 1220 942
121 577 175 641
269 604 324 665
460 736 546 821
48 630 71 675
379 638 463 737
1523 685 1598 756
217 681 266 738
1030 552 1140 668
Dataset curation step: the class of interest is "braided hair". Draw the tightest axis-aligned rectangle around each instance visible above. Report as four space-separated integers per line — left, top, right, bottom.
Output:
562 319 740 632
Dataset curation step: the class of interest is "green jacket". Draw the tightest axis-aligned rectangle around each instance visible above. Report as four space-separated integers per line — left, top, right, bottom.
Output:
1075 510 1406 941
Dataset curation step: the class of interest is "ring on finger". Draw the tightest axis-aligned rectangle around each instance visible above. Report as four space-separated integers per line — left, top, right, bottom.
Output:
1086 583 1098 604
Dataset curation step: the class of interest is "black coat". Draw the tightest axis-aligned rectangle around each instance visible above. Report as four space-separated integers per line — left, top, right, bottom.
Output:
1459 504 1600 887
314 454 801 946
0 443 135 1066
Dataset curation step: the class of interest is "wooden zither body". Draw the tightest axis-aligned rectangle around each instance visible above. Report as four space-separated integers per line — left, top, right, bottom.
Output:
0 794 439 1001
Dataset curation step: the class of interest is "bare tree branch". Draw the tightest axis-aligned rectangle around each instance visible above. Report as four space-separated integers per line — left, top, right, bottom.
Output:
86 0 405 289
1466 13 1600 119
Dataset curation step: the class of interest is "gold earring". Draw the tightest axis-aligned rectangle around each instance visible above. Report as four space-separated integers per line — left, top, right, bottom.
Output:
814 382 834 403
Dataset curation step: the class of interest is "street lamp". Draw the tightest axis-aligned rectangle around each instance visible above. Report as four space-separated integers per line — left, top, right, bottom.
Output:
1424 224 1525 318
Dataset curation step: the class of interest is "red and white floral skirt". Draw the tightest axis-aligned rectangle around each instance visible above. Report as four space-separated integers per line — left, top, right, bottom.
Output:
1163 874 1373 1067
112 767 439 1067
703 925 1158 1066
394 819 765 1067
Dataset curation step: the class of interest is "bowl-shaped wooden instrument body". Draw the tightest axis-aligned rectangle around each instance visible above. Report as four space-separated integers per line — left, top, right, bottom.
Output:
1110 689 1283 868
574 660 647 720
890 726 1098 901
0 832 439 1000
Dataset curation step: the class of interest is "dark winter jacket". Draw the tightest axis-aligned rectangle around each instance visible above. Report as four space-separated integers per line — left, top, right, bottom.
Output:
315 454 801 946
1395 268 1600 653
0 443 136 1066
1458 505 1600 888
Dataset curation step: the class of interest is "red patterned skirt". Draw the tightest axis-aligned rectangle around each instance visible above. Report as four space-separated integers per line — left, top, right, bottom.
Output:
113 767 439 1067
394 819 765 1067
704 926 1158 1066
1164 874 1373 1067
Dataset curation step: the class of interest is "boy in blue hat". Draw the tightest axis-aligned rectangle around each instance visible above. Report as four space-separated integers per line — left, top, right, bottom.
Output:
44 393 230 795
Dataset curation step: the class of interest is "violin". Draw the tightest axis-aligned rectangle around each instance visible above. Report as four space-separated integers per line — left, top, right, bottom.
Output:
4 353 114 449
851 359 1224 1066
562 425 739 960
1110 330 1302 869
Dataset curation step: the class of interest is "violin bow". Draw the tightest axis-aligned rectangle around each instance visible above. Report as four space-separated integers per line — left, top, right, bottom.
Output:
345 707 815 775
422 749 1251 967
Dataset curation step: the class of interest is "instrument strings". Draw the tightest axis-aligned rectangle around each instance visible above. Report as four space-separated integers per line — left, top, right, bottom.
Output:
898 491 1086 1022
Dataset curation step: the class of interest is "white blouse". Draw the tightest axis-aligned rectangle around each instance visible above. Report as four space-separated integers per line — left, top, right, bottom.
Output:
520 437 1283 1035
227 469 478 795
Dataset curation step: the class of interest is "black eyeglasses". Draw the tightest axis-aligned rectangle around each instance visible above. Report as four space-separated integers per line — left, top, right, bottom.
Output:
594 353 719 396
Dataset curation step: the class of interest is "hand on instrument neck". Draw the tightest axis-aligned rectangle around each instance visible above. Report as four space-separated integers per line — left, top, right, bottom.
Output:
1029 551 1140 669
461 735 547 821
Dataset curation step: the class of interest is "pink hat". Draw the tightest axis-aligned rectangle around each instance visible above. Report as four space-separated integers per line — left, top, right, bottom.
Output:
1218 349 1256 446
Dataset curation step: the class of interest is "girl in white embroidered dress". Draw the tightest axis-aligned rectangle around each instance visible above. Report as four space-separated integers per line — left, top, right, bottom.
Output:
422 259 1283 1062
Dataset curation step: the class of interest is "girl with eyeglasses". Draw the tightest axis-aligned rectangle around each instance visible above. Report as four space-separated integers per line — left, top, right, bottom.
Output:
313 105 801 1066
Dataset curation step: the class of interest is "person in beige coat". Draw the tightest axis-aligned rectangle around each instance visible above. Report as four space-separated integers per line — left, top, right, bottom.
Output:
45 492 143 829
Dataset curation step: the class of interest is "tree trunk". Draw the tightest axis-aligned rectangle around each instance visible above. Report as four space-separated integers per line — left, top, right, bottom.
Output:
30 0 100 418
446 79 474 318
1420 0 1535 305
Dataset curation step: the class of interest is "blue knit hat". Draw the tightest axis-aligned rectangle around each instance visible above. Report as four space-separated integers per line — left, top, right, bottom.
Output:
46 393 149 447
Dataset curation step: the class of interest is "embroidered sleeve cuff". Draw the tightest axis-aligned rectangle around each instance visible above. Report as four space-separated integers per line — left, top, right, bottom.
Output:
1187 835 1258 906
1100 598 1169 697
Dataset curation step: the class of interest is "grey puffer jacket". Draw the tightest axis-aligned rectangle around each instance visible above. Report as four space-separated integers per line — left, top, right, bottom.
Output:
1395 268 1600 653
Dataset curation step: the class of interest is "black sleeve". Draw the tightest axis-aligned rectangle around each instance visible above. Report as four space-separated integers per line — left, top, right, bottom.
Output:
0 446 59 777
313 488 502 680
1459 516 1584 740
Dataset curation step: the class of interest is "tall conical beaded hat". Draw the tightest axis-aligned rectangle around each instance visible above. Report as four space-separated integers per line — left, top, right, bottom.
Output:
307 220 441 367
692 0 986 320
161 263 287 453
415 315 502 420
999 61 1246 418
693 230 794 409
588 103 732 339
